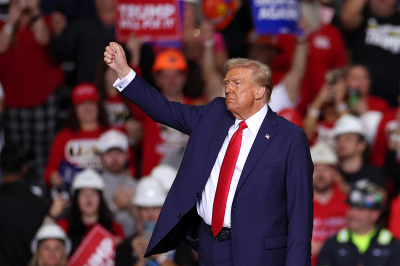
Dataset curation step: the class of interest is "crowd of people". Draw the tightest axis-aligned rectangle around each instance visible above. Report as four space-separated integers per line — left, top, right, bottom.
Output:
1 0 400 265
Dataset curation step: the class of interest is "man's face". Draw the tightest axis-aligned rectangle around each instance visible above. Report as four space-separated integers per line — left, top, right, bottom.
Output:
313 164 335 193
154 70 187 97
369 0 397 14
94 0 115 12
139 206 162 223
346 66 371 97
347 206 379 232
100 148 127 174
336 133 365 160
224 67 263 119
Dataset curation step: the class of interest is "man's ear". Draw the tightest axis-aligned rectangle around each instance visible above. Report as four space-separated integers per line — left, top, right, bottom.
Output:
254 86 266 100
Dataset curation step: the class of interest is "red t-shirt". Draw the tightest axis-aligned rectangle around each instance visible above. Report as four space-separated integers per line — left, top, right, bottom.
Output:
388 194 400 241
312 185 348 266
57 218 125 242
130 97 197 176
367 95 390 113
370 107 399 167
0 17 64 108
44 127 105 186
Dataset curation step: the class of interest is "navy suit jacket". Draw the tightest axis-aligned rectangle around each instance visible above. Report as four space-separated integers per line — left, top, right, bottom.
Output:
120 74 314 266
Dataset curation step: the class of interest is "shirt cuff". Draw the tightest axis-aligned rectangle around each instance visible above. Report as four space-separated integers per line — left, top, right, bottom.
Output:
113 69 136 91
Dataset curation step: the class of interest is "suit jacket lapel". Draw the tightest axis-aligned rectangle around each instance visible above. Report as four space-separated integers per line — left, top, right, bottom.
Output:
234 106 278 197
202 111 235 187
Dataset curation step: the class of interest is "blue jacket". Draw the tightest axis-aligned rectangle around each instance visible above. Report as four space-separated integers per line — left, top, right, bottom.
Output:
120 75 314 266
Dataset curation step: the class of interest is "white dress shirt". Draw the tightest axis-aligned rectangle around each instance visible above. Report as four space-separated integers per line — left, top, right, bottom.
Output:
197 105 268 227
113 69 269 228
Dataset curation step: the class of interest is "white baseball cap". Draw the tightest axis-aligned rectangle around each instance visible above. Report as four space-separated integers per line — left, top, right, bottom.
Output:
132 177 166 207
151 164 178 192
31 223 72 255
98 129 129 153
332 114 365 137
70 168 104 194
310 142 338 165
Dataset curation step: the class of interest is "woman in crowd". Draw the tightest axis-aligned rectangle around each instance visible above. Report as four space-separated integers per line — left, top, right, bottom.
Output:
43 83 109 188
57 169 124 254
0 0 64 182
29 222 71 266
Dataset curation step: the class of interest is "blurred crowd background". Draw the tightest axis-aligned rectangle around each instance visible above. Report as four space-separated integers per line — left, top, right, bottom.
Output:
1 0 400 265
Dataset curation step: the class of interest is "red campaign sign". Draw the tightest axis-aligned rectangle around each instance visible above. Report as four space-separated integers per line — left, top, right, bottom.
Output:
116 0 182 43
68 224 116 266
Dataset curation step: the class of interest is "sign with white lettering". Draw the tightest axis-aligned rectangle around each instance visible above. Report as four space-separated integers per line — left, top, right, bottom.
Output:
67 225 116 266
250 0 301 35
116 0 182 43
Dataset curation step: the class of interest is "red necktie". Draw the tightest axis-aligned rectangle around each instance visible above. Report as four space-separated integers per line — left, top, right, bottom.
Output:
212 121 248 236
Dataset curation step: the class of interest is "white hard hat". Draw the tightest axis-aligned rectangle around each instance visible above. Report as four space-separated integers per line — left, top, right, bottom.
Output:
333 114 365 137
310 142 338 165
150 164 178 192
359 111 383 145
98 129 129 153
132 177 166 207
70 168 104 194
31 223 72 255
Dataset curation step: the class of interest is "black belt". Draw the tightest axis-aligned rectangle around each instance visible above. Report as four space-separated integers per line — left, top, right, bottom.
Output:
202 221 232 241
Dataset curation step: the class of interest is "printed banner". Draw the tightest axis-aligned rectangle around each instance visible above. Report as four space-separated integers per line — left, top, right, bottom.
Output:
116 0 182 43
250 0 301 35
68 225 116 266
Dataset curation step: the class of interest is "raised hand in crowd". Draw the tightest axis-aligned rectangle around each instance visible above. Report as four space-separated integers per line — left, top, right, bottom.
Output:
126 33 143 68
48 195 70 219
131 235 149 265
113 186 135 209
50 171 64 187
51 11 67 36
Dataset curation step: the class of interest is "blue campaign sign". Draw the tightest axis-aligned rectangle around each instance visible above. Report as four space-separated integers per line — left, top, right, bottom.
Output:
250 0 301 35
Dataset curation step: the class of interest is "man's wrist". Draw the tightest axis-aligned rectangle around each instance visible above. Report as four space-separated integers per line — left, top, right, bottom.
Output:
116 66 131 80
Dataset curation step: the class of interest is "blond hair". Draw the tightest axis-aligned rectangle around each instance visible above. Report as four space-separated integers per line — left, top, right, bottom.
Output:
224 58 273 102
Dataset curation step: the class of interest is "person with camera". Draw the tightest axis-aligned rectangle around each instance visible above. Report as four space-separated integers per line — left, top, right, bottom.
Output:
303 69 348 147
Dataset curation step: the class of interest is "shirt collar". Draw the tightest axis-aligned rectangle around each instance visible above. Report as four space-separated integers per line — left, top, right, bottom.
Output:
234 104 268 136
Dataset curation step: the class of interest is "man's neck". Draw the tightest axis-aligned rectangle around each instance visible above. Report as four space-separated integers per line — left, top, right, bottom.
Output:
104 168 127 177
314 186 334 204
340 155 363 174
352 224 376 236
165 93 185 103
97 10 115 25
1 174 23 184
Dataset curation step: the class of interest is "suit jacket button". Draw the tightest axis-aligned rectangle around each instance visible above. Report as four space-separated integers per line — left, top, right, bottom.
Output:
177 214 182 218
196 193 200 198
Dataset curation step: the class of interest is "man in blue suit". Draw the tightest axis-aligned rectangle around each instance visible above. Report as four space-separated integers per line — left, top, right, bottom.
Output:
104 42 313 266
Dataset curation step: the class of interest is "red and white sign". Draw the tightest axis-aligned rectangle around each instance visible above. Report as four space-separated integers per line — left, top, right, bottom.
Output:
116 0 182 43
68 224 116 266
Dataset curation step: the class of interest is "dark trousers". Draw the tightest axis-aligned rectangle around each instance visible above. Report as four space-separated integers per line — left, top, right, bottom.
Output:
198 223 234 266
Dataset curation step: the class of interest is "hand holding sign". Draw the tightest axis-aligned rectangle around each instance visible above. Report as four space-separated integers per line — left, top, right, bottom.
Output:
104 42 131 80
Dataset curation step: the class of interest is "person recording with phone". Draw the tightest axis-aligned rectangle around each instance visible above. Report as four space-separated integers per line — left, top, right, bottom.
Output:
303 69 348 147
344 65 390 116
116 177 183 266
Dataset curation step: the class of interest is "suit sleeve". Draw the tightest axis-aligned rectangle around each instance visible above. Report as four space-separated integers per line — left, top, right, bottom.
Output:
120 75 209 136
285 129 314 266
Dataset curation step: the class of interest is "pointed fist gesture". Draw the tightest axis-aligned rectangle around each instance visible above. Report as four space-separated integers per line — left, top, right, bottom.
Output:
104 42 131 80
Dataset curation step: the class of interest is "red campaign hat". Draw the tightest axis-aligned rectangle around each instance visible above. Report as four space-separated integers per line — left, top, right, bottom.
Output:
278 108 303 128
71 83 99 105
202 0 237 30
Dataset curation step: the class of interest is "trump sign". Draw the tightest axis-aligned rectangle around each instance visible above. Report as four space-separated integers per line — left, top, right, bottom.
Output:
116 0 182 43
